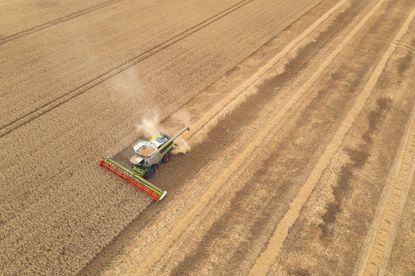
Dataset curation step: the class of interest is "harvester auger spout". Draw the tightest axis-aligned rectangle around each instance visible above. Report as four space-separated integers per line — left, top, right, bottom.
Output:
99 127 190 201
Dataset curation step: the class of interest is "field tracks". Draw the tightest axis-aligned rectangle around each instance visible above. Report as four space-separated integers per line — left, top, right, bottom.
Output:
6 0 415 274
111 0 375 273
356 101 415 276
0 0 125 46
0 0 253 138
249 1 415 274
353 9 415 276
184 0 350 144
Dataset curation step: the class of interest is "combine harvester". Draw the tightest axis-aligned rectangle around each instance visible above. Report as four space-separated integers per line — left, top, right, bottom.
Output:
100 127 190 202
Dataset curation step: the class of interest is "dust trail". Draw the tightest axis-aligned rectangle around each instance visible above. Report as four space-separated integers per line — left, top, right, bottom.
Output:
111 69 141 105
172 137 191 154
171 110 192 128
112 66 191 153
109 59 192 154
136 113 163 139
136 111 191 154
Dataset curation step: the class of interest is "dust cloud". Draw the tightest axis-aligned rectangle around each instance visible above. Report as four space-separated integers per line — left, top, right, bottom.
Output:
136 113 163 139
136 111 191 154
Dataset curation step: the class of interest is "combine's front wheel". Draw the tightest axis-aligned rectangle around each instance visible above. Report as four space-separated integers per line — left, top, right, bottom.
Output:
144 165 157 179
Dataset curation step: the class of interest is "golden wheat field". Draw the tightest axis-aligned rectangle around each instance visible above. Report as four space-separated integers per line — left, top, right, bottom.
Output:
1 0 415 275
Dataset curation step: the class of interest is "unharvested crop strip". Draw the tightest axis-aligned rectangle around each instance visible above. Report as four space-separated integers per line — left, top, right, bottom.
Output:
0 0 125 46
248 1 415 274
117 0 381 273
0 0 253 138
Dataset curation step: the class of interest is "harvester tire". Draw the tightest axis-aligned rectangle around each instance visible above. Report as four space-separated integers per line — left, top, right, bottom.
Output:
144 166 156 179
162 153 171 163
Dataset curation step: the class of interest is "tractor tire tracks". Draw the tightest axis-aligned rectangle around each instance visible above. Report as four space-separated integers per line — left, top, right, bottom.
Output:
249 2 415 274
0 0 253 138
356 102 415 276
183 0 349 144
353 12 415 275
0 0 125 46
110 0 391 273
87 0 350 270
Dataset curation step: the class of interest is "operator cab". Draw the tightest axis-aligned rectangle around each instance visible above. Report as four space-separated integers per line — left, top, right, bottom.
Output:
152 134 170 148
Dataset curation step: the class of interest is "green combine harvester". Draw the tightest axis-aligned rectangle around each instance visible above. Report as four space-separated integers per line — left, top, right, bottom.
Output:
100 127 190 201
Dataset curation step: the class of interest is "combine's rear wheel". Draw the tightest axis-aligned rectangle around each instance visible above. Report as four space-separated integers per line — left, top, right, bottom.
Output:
162 153 171 163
